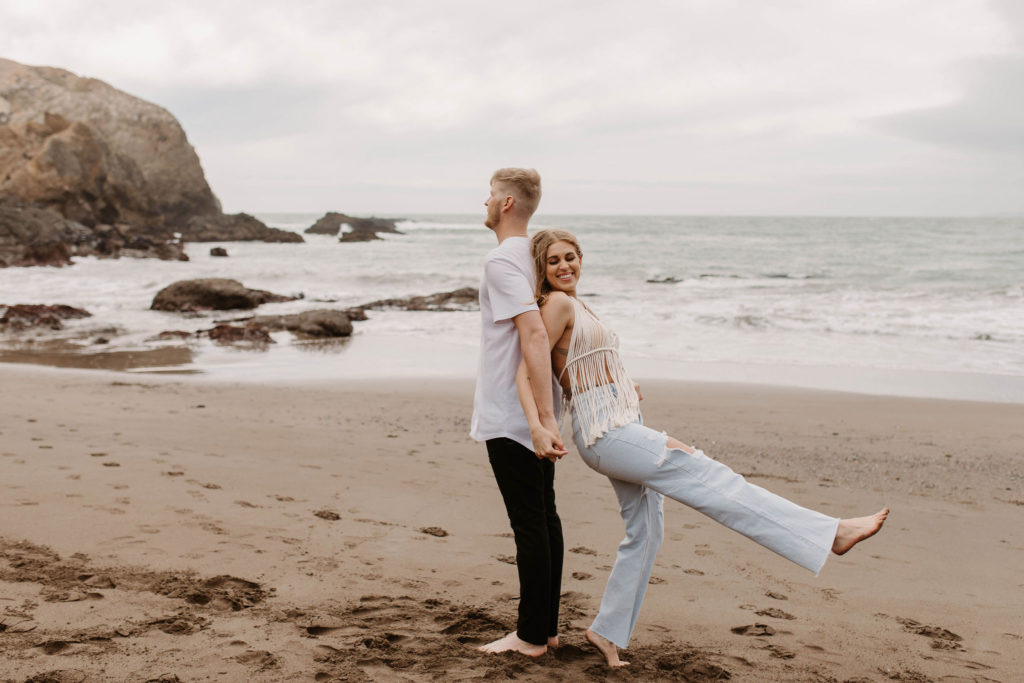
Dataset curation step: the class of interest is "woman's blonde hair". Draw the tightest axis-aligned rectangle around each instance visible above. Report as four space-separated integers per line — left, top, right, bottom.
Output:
529 229 582 305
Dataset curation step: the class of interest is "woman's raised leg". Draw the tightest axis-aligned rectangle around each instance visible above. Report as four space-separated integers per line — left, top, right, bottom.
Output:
591 426 838 573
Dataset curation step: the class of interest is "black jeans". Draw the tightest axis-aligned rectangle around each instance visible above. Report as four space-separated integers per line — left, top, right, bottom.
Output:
487 437 564 645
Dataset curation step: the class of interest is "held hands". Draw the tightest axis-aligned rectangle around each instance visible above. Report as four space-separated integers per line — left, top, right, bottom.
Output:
531 417 568 461
634 383 644 400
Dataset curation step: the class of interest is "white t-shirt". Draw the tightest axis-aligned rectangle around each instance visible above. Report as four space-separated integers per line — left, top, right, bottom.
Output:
470 236 541 451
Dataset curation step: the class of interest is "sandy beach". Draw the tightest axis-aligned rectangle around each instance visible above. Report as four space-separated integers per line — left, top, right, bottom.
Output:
1 364 1022 682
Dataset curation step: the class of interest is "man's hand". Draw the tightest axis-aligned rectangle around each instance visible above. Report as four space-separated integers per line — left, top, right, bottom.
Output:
531 423 568 461
634 382 644 401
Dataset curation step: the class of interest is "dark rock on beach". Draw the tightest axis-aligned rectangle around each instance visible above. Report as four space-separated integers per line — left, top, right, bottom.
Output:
147 330 197 342
210 247 228 257
249 309 355 338
0 202 86 267
0 202 190 266
208 324 275 345
151 278 299 313
0 304 91 331
360 287 478 312
0 57 302 267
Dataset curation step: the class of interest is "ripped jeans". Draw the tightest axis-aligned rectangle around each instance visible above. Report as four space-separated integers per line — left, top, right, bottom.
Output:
571 386 839 648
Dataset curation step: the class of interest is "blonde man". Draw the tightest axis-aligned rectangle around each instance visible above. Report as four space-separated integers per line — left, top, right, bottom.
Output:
471 168 567 656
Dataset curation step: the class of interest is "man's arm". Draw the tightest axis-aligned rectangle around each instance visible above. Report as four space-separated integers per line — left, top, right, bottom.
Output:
516 359 567 460
513 309 565 457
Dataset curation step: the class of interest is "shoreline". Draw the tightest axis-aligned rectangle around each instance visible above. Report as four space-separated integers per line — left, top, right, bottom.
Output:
3 329 1024 405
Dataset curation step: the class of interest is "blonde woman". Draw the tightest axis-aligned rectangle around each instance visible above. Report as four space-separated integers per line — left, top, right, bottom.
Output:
516 228 888 668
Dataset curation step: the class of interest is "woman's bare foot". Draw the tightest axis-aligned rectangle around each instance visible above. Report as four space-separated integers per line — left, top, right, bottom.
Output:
832 508 889 555
586 628 628 667
477 632 547 657
547 635 559 648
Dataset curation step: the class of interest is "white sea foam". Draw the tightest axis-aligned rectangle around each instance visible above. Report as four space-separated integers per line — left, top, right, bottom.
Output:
1 213 1022 399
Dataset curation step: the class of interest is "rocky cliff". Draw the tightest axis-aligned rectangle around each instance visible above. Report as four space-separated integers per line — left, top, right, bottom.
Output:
0 58 300 267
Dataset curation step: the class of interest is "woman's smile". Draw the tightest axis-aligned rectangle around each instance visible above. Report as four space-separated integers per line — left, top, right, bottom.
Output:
546 240 581 293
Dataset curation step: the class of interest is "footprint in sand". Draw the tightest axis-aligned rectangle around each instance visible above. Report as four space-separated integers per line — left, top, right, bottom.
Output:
731 623 776 636
895 616 964 650
648 576 665 584
569 546 597 556
760 643 796 659
234 649 279 669
755 607 796 620
572 571 593 580
0 617 38 633
765 591 788 601
80 574 116 589
496 555 516 565
419 526 449 537
314 510 341 521
683 568 705 576
102 462 121 467
147 613 209 635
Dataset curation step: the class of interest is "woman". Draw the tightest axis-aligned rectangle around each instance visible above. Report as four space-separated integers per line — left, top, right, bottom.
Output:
515 228 888 668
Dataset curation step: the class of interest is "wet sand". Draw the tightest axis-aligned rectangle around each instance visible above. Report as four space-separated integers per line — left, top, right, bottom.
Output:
1 365 1022 681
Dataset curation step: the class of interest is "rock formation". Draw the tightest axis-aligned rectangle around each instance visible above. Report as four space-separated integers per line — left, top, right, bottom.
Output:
0 57 301 267
360 287 478 312
249 309 357 338
305 212 403 241
151 279 299 313
339 231 381 243
0 303 91 331
208 324 275 345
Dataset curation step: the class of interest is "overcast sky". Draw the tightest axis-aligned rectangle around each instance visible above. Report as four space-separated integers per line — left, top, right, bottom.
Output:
3 0 1023 215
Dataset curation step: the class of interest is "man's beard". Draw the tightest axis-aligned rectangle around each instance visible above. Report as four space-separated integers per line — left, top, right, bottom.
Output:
484 202 500 229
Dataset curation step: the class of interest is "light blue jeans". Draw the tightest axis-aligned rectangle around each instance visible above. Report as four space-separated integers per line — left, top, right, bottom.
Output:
571 386 839 648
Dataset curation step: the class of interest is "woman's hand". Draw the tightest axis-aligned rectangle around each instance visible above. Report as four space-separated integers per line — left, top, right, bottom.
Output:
634 382 644 400
531 424 568 461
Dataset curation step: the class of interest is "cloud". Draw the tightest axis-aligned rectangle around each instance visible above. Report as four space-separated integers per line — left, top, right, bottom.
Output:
874 0 1024 154
2 0 1020 213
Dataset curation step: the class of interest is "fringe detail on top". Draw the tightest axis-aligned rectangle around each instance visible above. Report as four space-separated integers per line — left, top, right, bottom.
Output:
559 297 639 447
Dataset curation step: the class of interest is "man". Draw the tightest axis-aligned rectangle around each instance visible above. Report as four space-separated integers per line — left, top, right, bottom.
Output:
471 168 567 657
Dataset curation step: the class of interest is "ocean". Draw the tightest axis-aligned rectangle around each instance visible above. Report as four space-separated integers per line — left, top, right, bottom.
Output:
2 214 1022 402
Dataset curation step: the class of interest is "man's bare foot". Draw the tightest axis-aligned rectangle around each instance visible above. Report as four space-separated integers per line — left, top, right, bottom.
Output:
478 632 546 657
586 628 628 667
547 635 559 648
832 508 889 555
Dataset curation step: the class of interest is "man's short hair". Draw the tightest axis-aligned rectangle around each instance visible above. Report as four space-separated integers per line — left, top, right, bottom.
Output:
491 168 542 218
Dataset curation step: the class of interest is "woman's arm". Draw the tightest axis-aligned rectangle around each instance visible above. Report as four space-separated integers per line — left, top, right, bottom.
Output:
516 294 574 459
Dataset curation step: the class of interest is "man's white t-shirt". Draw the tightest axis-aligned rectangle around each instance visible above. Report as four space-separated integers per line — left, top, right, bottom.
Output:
470 236 542 451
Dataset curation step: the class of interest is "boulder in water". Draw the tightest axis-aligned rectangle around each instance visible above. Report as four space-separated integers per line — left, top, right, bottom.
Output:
151 279 299 312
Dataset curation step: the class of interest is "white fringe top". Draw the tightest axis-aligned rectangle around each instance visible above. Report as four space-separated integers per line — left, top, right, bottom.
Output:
558 296 640 447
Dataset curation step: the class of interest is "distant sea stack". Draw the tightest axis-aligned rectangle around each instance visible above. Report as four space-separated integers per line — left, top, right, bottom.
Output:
0 57 301 267
305 212 403 242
